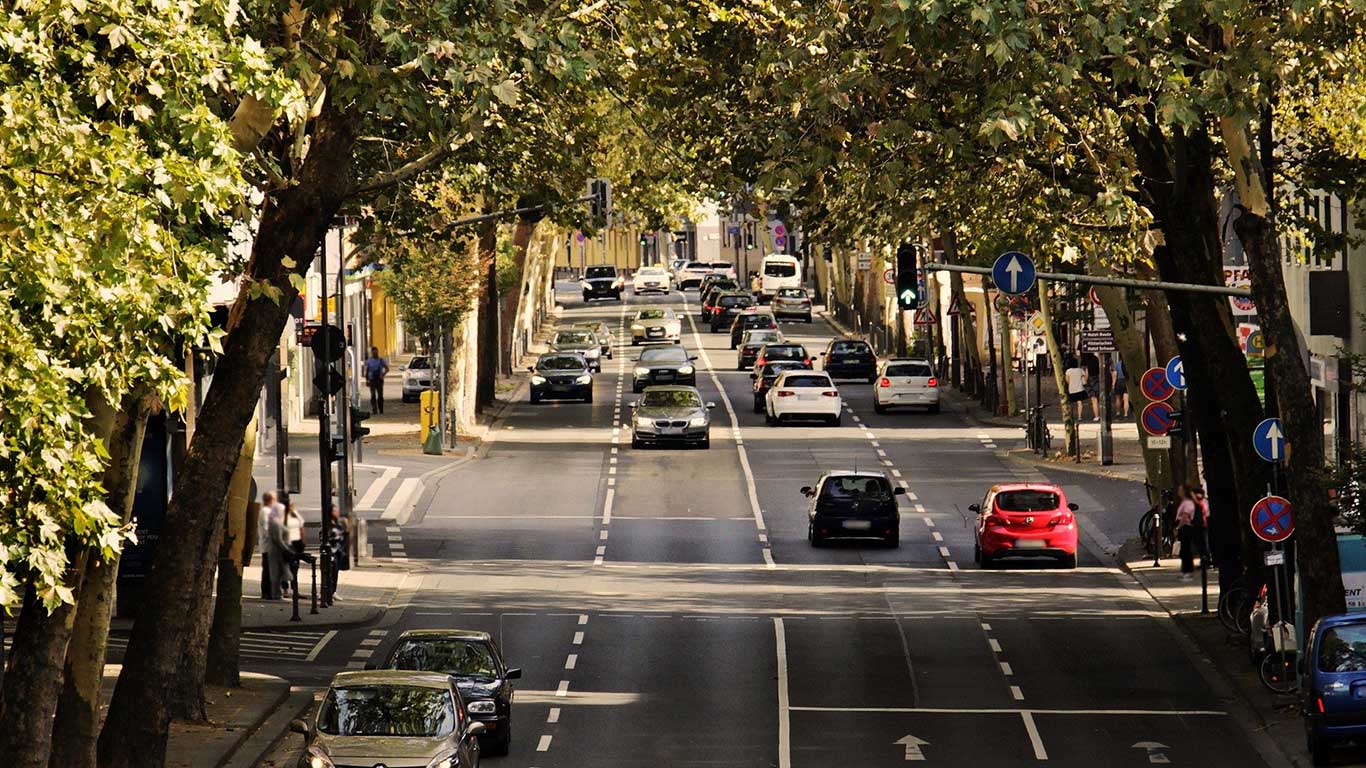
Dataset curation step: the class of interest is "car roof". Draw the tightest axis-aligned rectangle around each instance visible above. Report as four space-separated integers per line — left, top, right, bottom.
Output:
990 483 1063 493
823 470 890 479
883 358 933 365
330 670 454 689
777 369 829 379
641 385 701 393
1318 614 1366 631
394 629 493 643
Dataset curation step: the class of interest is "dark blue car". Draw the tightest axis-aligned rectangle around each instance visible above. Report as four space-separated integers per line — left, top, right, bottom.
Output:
1304 613 1366 764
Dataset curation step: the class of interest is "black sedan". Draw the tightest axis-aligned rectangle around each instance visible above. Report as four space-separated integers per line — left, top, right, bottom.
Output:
376 629 522 756
529 354 593 403
822 338 878 381
750 360 806 412
709 292 756 332
581 264 624 301
728 310 778 348
803 471 905 548
632 345 697 393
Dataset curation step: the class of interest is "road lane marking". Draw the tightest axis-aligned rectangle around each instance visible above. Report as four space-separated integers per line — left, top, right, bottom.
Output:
1021 711 1048 759
1012 685 1025 701
565 654 578 670
789 706 1228 716
989 638 1002 653
547 707 560 723
891 469 901 477
775 618 791 768
600 530 609 540
1000 662 1014 675
601 488 614 525
762 548 776 567
980 622 992 630
356 466 401 510
947 561 960 571
304 630 338 662
380 478 422 522
932 532 943 542
556 680 569 697
938 546 951 558
572 631 584 645
578 614 588 625
537 734 553 751
923 517 934 527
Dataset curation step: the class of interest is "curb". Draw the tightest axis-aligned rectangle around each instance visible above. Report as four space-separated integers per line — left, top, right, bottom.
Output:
213 674 291 768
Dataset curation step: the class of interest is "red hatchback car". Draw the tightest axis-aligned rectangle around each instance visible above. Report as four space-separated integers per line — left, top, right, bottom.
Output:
972 483 1079 568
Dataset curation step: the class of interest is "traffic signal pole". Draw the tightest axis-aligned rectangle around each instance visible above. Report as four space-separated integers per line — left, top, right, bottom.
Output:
316 243 334 607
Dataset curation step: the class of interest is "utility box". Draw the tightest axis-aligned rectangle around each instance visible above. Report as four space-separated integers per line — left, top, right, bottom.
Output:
284 455 303 495
420 390 439 446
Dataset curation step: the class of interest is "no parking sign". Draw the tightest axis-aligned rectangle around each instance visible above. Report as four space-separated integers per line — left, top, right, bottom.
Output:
1140 368 1174 402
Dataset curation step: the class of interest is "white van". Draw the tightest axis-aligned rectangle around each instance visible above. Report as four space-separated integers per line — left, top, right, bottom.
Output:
759 254 801 299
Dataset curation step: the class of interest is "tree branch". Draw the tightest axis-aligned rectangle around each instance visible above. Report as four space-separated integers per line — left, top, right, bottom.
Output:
346 136 464 200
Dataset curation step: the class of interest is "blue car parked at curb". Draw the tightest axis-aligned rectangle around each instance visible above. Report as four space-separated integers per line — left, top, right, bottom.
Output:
1304 613 1366 765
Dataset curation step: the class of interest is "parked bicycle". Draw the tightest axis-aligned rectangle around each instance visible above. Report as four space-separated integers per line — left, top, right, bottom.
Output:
1138 483 1175 559
1023 405 1052 454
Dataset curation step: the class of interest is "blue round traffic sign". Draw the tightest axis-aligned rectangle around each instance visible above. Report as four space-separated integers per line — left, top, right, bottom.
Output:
1141 401 1175 436
1250 495 1294 543
1140 367 1174 402
992 251 1036 295
1165 355 1187 391
1252 417 1287 463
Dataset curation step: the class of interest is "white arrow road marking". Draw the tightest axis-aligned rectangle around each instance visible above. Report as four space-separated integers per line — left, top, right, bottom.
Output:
1132 741 1171 764
896 735 929 761
1265 422 1283 460
1006 255 1023 292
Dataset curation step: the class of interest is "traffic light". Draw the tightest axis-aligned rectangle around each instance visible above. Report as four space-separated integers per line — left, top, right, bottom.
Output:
326 435 346 464
350 407 371 440
744 223 755 250
1168 410 1185 438
313 364 343 396
588 178 612 226
896 243 919 309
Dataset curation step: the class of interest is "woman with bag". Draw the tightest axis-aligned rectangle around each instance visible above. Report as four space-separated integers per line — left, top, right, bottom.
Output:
283 503 306 597
1173 485 1209 581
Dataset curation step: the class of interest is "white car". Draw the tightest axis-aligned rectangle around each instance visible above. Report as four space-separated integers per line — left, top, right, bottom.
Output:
677 261 712 290
765 370 843 426
669 258 690 280
759 254 801 299
400 355 435 403
630 308 682 344
708 261 738 282
632 266 673 294
873 358 941 414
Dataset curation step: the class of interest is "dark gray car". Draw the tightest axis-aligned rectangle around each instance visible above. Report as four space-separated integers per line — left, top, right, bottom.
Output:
551 329 603 371
631 345 697 392
630 386 714 449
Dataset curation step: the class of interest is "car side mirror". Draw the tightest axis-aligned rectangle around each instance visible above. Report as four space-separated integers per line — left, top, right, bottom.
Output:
629 401 638 408
705 402 716 409
969 504 981 513
505 667 523 680
1067 502 1079 512
800 486 814 497
893 487 906 495
527 366 535 373
466 721 487 738
288 718 311 737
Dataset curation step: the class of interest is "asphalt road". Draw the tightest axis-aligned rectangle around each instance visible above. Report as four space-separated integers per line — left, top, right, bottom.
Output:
262 284 1275 767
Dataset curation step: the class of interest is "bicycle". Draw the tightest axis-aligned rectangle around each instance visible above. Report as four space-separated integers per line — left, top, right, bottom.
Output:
1218 578 1251 635
1259 620 1298 694
1138 484 1175 558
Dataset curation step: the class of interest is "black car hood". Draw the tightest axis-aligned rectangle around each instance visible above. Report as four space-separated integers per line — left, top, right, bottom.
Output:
584 277 617 285
552 343 595 353
639 360 688 370
453 677 502 699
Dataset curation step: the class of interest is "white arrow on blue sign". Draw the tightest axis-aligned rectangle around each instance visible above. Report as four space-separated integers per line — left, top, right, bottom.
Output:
1253 417 1286 463
1165 355 1187 391
992 251 1036 295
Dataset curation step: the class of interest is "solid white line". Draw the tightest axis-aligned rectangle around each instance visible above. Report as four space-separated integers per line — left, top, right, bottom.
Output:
537 734 553 752
305 630 338 662
565 654 578 670
1012 685 1025 701
380 478 422 522
775 618 791 768
556 680 569 697
1021 711 1048 759
573 631 584 645
547 707 561 723
356 466 401 510
763 548 776 569
602 488 614 524
788 705 1227 716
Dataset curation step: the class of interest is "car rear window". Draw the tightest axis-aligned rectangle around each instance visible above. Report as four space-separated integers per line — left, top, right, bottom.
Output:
710 262 733 270
743 315 775 327
640 346 688 362
686 261 708 269
821 476 892 501
886 363 933 377
783 374 831 388
1320 625 1366 672
776 288 806 298
995 490 1060 512
764 346 805 359
765 262 797 277
831 341 870 353
720 296 752 307
585 266 616 278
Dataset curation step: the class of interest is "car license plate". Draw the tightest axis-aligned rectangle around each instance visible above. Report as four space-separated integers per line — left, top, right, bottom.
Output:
648 329 663 337
843 520 872 530
1016 539 1046 549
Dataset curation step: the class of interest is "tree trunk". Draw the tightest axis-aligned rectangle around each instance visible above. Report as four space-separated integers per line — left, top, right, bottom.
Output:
1037 280 1072 455
50 395 152 768
499 221 536 374
1000 307 1016 416
205 416 259 688
97 94 362 768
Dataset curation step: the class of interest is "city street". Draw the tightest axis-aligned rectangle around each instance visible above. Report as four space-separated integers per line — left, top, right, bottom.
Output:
254 286 1278 767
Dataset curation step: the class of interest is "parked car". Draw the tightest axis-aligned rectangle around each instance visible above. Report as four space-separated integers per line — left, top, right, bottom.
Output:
771 287 813 322
1304 613 1366 765
581 264 624 301
630 308 681 345
822 338 877 381
576 321 615 359
629 385 714 449
676 261 712 290
709 292 756 333
632 345 697 392
873 358 941 414
971 483 1079 569
737 329 785 370
751 360 806 413
529 353 593 403
550 329 602 371
758 254 801 301
401 355 434 403
378 629 521 755
802 471 904 547
289 670 484 768
632 265 672 294
765 370 843 426
727 309 778 347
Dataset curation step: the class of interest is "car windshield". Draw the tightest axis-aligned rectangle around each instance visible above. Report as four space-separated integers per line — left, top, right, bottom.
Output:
640 347 688 363
765 262 797 277
782 374 831 388
387 639 499 679
995 490 1061 512
1320 625 1366 672
538 356 585 372
640 390 702 408
710 262 733 270
686 261 708 269
886 363 934 377
555 332 593 346
821 476 892 501
719 295 752 308
776 288 806 298
764 345 805 359
763 362 803 378
743 315 776 327
408 356 430 370
317 685 456 737
832 341 870 353
638 267 664 275
637 309 668 320
585 266 616 279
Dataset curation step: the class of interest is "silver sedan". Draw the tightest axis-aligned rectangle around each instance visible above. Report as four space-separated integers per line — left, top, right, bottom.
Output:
629 386 714 449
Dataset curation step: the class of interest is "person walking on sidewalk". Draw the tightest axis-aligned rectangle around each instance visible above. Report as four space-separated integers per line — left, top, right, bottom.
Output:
365 346 389 415
265 500 293 599
258 491 284 598
1112 357 1130 418
1174 485 1209 580
1064 356 1088 422
323 503 352 601
282 502 306 597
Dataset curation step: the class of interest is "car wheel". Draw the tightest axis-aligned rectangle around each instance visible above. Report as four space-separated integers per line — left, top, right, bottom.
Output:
980 549 995 569
730 341 737 349
1059 552 1077 569
753 396 764 414
583 293 591 302
487 723 511 757
885 531 900 548
766 408 777 426
830 414 842 427
805 314 813 323
605 350 613 359
1309 730 1332 766
809 525 823 548
973 543 981 564
631 434 643 449
929 403 941 414
632 384 642 394
584 391 594 404
867 375 877 384
874 402 888 414
530 392 540 404
701 434 710 450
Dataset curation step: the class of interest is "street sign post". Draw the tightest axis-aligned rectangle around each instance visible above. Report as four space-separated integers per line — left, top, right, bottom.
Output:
1027 311 1046 335
1165 355 1187 391
1141 402 1175 436
1140 367 1174 402
1146 435 1173 449
1079 330 1116 353
883 268 895 285
1253 417 1287 463
913 307 937 326
992 251 1036 295
1250 495 1294 543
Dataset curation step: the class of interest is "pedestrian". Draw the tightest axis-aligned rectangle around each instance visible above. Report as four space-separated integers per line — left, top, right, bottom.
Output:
1174 485 1209 581
1064 356 1088 423
1085 354 1102 421
323 504 352 601
283 502 306 597
1112 356 1130 417
365 346 389 415
257 491 282 598
265 499 293 599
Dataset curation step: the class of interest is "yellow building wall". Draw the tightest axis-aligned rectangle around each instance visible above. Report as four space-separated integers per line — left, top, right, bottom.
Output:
368 280 400 359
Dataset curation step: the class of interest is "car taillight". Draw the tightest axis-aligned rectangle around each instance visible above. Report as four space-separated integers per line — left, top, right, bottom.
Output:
878 377 891 387
755 357 766 366
985 514 1008 527
776 390 796 397
1318 697 1326 714
821 390 839 397
1048 513 1075 527
927 377 938 387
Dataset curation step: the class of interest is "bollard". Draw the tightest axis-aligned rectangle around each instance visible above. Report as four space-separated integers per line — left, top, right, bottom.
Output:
310 559 319 615
291 568 301 622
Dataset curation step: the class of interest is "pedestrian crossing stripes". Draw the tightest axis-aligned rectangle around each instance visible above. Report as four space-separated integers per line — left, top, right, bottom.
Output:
3 628 332 662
